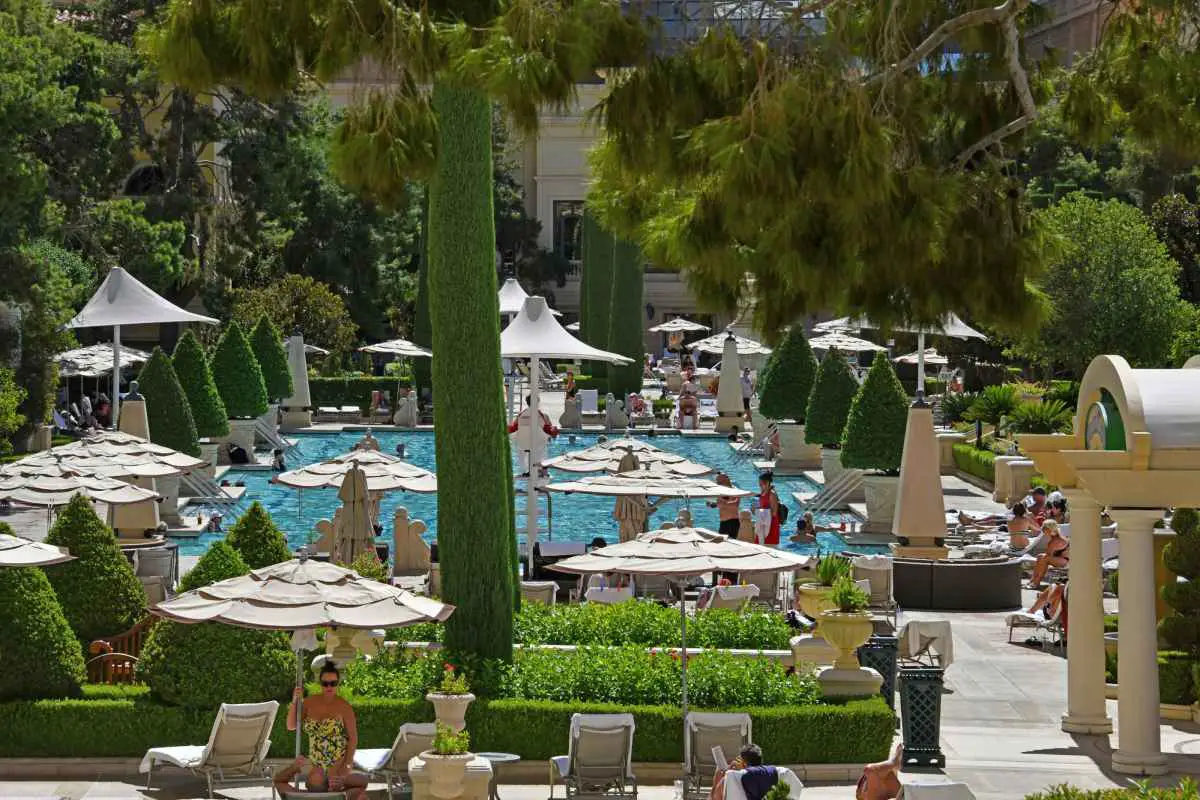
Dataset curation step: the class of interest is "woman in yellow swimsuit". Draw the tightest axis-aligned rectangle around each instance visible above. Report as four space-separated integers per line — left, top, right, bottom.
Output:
285 661 366 799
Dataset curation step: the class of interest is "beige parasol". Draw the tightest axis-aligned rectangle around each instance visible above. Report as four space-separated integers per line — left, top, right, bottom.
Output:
545 474 751 499
331 465 375 565
273 449 437 494
0 533 75 567
543 437 712 478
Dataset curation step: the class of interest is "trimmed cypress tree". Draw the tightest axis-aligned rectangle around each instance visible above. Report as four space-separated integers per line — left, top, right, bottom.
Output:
607 239 645 398
583 217 614 351
211 321 269 418
840 352 910 475
805 349 860 447
138 539 293 709
757 327 818 423
136 348 200 458
172 330 229 439
0 524 86 701
1161 508 1200 655
412 191 433 399
225 502 292 569
426 82 514 661
249 315 293 401
44 495 146 642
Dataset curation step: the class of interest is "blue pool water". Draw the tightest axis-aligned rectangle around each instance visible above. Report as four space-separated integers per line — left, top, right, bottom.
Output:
177 431 879 557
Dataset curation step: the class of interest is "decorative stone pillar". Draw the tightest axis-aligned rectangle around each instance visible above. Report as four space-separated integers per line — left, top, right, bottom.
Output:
936 431 965 476
992 455 1021 503
410 754 492 800
1109 508 1168 776
1007 459 1037 506
891 403 948 560
1059 489 1111 734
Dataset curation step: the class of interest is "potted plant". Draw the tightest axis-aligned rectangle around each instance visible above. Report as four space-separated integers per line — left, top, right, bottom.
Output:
804 349 862 499
840 353 909 533
819 575 874 670
757 327 819 470
795 555 850 625
426 662 475 732
421 721 474 800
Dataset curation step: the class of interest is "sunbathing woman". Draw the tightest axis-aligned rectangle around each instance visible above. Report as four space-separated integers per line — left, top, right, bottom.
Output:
1028 520 1069 589
286 662 366 799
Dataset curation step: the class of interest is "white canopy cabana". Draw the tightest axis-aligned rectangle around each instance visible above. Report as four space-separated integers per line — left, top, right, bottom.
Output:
808 332 886 354
545 474 751 499
499 278 561 318
273 448 437 494
688 332 772 358
649 318 710 334
543 438 712 477
894 348 949 368
0 533 75 567
501 296 631 567
359 338 433 358
67 268 218 426
58 344 152 379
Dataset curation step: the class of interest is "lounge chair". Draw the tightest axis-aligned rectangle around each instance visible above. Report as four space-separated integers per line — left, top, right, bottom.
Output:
140 700 279 798
853 555 898 630
353 722 436 800
698 585 759 612
550 713 637 800
1006 585 1066 649
738 571 781 611
721 767 804 800
134 545 178 591
521 580 559 605
682 712 752 800
585 585 635 605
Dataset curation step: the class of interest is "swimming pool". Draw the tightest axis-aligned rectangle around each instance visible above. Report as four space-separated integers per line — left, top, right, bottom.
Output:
177 431 878 557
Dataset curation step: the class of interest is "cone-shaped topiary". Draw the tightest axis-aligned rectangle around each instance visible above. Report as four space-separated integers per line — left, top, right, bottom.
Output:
840 352 910 475
138 536 293 709
1161 508 1200 655
805 349 859 448
250 314 293 401
606 238 645 399
211 321 269 418
44 495 146 642
136 348 200 457
225 502 291 569
0 524 87 700
172 330 229 439
757 327 818 422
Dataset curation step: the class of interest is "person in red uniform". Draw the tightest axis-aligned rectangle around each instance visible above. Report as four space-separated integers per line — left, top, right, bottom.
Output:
508 395 559 438
756 471 781 546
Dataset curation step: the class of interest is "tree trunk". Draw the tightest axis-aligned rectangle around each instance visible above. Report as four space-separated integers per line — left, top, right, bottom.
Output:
427 82 513 661
607 239 644 398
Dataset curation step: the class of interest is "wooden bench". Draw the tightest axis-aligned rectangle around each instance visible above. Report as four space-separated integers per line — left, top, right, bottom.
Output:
87 616 154 684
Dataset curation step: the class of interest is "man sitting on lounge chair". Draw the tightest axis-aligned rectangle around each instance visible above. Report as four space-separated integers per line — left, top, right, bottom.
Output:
710 744 802 800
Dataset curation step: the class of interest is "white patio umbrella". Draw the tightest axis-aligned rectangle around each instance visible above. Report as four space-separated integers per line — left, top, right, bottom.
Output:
1 431 206 481
58 343 152 378
543 438 712 478
0 533 75 567
498 278 561 318
545 474 751 500
359 338 433 358
151 554 455 765
0 473 161 508
808 332 886 354
688 332 772 358
501 296 632 569
67 268 218 427
649 318 710 334
814 314 985 399
549 527 812 719
331 465 375 566
894 348 949 368
273 449 437 494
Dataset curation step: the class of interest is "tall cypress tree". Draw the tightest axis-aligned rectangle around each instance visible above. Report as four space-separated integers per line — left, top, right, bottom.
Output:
606 239 644 398
412 190 433 399
585 223 614 352
249 315 293 402
136 348 201 457
172 330 229 439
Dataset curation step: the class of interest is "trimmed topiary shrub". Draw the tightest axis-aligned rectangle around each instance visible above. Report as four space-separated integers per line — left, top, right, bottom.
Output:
172 330 229 439
135 348 200 457
606 239 645 399
758 327 818 422
1157 651 1195 705
250 314 293 401
138 539 294 709
804 349 859 447
43 495 146 643
840 352 909 475
1160 508 1200 655
0 524 86 701
225 502 291 569
211 321 269 419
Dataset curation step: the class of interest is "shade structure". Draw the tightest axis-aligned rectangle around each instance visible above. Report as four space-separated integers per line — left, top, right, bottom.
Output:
894 348 949 367
359 338 433 358
814 314 986 340
0 533 75 567
808 332 886 354
543 438 712 478
549 527 812 724
688 332 772 357
283 335 313 410
498 278 561 317
0 431 206 482
545 474 751 499
331 466 375 565
0 472 161 508
649 318 710 334
58 343 152 379
67 267 218 426
501 296 632 569
273 449 437 494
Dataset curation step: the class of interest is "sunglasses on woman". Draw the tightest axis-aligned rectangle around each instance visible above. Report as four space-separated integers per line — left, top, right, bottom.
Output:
321 680 339 688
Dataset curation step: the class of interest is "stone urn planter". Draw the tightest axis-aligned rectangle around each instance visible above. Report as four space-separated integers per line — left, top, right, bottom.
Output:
860 474 899 533
819 610 875 670
427 692 475 732
198 442 220 476
775 422 821 471
796 583 835 622
421 751 475 799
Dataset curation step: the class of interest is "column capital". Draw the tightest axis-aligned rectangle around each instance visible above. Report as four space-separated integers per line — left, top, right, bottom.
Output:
1107 508 1164 531
1058 486 1100 511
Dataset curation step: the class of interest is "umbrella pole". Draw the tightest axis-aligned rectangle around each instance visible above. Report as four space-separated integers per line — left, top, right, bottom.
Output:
293 652 304 788
526 355 543 573
112 325 122 428
915 332 926 403
679 585 688 723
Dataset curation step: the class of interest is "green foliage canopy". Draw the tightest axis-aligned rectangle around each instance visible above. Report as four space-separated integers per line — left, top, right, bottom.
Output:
136 348 201 457
757 328 817 423
171 330 229 438
804 350 858 447
840 353 908 475
606 239 645 398
225 502 291 569
210 321 269 418
230 275 357 358
1160 508 1200 656
249 315 293 401
0 367 27 456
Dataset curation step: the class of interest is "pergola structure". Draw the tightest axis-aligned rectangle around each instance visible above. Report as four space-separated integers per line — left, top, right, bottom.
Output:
1021 354 1200 776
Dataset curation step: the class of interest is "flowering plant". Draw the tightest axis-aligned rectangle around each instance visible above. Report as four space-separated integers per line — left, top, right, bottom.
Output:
436 662 471 695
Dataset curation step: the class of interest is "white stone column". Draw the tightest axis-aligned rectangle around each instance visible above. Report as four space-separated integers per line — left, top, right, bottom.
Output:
1108 508 1168 776
1059 488 1112 734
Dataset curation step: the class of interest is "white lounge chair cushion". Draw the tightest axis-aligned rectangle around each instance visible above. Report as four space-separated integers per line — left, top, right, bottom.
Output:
354 748 392 772
139 700 279 775
567 712 636 779
1005 610 1050 627
140 745 207 773
722 767 803 800
585 586 634 604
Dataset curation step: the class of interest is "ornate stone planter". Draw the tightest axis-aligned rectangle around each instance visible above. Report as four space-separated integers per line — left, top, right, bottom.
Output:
198 442 220 477
819 610 874 670
427 692 475 732
821 448 864 503
861 474 899 533
775 422 820 471
222 418 258 461
420 751 475 799
796 583 835 623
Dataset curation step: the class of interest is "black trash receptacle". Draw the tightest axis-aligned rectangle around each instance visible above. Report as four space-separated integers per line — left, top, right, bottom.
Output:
857 635 899 710
898 666 945 768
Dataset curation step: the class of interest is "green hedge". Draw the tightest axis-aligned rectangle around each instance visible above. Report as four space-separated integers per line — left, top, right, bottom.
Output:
952 442 996 483
1158 651 1195 705
0 686 893 763
309 376 413 412
1027 781 1200 799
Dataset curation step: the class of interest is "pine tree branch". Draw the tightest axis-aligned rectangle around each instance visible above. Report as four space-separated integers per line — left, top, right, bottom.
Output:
953 14 1038 168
